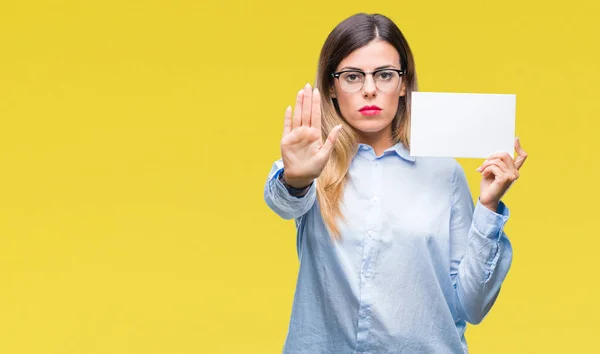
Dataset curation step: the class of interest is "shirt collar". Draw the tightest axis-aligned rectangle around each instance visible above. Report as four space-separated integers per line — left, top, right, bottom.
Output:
356 142 416 162
391 142 416 162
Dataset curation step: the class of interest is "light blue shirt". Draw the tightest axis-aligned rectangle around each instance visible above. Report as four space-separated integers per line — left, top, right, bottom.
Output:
264 142 513 354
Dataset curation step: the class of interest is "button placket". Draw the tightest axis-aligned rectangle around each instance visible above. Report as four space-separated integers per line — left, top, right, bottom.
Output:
356 156 383 351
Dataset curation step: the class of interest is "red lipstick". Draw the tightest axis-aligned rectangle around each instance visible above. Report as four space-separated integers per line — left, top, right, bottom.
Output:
359 105 382 116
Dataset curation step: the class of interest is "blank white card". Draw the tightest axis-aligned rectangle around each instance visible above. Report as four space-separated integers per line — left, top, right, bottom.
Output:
409 92 516 159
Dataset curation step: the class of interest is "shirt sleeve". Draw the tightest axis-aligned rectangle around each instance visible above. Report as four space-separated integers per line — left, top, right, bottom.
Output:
449 162 514 325
263 158 317 220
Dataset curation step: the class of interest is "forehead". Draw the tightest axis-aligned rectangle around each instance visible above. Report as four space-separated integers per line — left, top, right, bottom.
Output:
337 40 400 70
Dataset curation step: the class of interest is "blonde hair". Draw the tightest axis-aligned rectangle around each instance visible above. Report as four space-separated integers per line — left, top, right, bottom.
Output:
313 13 419 240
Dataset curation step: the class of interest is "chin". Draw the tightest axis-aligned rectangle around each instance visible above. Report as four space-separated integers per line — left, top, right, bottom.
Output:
347 117 394 134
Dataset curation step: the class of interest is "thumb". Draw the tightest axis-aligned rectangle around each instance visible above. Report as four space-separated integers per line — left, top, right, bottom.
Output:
317 124 342 161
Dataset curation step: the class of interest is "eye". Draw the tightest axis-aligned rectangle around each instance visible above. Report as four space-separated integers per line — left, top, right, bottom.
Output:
376 70 394 80
341 72 364 82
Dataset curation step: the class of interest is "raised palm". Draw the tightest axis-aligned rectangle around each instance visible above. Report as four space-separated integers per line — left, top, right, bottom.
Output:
280 83 343 187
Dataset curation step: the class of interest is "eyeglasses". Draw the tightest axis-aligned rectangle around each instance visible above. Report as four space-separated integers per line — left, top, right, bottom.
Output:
331 68 405 93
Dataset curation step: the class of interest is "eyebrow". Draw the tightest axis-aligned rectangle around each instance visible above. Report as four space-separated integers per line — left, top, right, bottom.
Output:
339 65 398 71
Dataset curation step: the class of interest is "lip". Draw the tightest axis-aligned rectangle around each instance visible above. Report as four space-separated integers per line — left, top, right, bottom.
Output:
359 105 382 112
360 109 381 116
359 105 382 116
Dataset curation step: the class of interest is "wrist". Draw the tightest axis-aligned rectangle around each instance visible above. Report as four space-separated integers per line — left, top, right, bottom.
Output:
282 172 313 189
480 198 499 212
279 172 313 197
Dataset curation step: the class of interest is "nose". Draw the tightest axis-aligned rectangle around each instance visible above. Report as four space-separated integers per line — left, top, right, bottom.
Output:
362 74 377 98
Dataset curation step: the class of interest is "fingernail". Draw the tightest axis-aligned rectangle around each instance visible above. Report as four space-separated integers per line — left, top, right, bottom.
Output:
516 136 519 140
476 167 481 172
306 82 311 87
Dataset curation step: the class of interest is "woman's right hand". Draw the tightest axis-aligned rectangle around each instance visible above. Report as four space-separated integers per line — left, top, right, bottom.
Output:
280 83 343 188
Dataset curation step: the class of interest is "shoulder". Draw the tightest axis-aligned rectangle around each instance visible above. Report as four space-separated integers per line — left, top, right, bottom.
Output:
411 158 473 204
397 157 464 197
413 156 463 180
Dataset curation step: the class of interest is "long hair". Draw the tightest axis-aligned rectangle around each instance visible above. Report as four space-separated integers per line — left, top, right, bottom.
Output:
314 13 418 240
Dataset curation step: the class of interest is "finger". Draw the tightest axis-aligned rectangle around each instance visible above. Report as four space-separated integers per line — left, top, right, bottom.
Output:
485 152 517 172
311 88 321 132
480 163 518 183
480 164 503 179
283 105 292 135
292 89 303 129
477 158 509 174
514 137 528 170
301 83 312 127
317 124 343 160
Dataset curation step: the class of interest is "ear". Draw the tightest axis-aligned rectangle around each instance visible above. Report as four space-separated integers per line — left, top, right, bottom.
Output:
399 82 406 97
330 86 337 99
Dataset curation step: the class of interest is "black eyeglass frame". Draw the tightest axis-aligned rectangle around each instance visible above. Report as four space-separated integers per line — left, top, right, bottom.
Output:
330 68 406 92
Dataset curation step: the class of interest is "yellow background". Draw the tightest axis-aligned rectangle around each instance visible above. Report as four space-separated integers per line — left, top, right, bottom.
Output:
0 0 598 353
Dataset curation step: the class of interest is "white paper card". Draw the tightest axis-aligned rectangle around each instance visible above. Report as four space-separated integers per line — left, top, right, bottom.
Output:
410 92 516 158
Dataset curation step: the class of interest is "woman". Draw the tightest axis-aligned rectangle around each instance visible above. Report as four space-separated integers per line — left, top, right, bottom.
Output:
264 12 527 354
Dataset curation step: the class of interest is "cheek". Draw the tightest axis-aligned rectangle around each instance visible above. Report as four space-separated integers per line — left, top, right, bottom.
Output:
336 93 356 114
384 95 401 113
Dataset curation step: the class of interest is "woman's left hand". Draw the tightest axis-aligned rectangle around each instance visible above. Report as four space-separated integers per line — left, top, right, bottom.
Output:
477 137 528 212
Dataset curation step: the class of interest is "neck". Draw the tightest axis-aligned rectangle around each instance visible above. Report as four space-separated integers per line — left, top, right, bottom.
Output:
356 124 394 156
